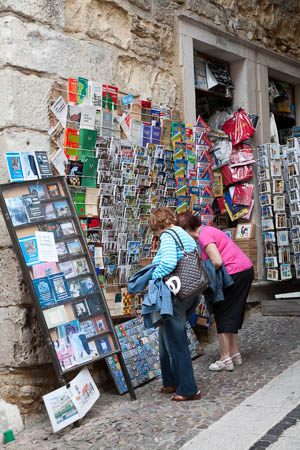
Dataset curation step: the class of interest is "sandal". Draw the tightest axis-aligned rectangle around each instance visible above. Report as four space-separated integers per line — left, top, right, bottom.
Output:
171 391 201 402
209 357 234 372
231 353 243 366
160 385 177 394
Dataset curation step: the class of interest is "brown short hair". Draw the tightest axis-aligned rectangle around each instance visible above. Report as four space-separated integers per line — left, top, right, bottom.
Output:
149 207 177 232
176 211 202 231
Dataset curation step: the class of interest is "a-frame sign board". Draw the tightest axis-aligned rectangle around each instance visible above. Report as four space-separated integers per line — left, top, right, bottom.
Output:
0 176 136 401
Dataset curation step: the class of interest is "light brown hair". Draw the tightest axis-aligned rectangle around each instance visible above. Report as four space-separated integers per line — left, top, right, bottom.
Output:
149 207 177 232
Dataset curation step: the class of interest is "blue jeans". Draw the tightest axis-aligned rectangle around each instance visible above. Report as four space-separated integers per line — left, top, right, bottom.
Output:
159 297 199 396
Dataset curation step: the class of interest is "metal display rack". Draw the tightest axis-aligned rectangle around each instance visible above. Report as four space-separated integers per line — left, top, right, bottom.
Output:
0 176 136 401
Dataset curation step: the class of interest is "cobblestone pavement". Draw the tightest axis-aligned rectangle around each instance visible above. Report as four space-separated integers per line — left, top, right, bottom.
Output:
4 307 300 450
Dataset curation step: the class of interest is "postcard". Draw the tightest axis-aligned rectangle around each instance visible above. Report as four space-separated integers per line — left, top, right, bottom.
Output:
59 261 76 279
60 221 75 236
93 315 108 334
72 300 90 319
46 183 61 198
56 242 68 257
66 239 82 255
54 200 71 218
29 184 47 200
73 258 89 276
44 203 57 220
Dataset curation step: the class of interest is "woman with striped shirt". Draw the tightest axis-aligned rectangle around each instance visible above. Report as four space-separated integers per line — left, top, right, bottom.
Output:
149 207 201 402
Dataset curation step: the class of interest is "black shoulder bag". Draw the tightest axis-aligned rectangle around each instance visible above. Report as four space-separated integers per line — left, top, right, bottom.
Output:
161 229 210 301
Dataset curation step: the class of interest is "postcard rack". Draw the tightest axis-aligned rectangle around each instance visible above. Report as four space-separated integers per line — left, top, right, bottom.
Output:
0 176 136 400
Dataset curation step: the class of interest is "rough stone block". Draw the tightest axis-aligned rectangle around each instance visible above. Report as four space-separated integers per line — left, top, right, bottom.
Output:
0 68 52 131
0 399 24 437
0 16 116 81
0 248 32 307
116 57 176 107
0 130 51 185
0 304 49 367
65 0 132 50
0 0 65 29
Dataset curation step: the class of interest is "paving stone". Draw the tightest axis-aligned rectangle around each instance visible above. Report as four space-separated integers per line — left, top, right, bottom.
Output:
4 308 300 450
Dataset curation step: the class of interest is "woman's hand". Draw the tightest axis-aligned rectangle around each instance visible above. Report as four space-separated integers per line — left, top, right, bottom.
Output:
205 243 223 269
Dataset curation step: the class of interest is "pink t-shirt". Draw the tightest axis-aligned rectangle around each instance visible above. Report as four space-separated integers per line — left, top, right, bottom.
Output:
199 226 253 275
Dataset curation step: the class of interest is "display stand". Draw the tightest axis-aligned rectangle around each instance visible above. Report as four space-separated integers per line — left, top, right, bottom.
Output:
0 176 136 404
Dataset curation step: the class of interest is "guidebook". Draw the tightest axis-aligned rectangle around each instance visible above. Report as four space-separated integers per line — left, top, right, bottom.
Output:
43 367 100 432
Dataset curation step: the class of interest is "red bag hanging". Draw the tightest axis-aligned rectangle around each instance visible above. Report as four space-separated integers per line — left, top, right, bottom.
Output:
232 183 254 206
222 109 255 146
230 143 255 166
221 164 253 186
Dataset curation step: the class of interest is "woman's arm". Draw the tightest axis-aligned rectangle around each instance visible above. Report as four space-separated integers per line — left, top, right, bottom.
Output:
152 233 177 280
204 243 223 269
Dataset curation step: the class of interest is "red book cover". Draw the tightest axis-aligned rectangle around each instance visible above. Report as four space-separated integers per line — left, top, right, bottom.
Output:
196 115 210 133
68 78 77 104
102 85 118 111
64 128 79 159
140 100 152 124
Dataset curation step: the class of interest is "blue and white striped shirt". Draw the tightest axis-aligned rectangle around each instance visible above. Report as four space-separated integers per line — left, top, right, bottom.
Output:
152 226 197 280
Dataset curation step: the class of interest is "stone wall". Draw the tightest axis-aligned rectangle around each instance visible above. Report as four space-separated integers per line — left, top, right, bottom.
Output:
0 0 299 426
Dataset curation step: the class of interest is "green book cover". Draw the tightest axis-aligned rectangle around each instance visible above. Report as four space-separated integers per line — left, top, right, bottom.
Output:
81 156 98 188
75 192 85 215
77 77 88 105
78 129 97 159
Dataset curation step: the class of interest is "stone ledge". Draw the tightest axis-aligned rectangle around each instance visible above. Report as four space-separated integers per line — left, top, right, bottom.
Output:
0 1 65 29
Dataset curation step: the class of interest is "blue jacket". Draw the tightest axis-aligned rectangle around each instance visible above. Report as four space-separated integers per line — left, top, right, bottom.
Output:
203 259 234 314
128 263 173 328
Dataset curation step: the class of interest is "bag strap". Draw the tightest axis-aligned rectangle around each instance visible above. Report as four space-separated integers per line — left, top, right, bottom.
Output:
161 229 186 254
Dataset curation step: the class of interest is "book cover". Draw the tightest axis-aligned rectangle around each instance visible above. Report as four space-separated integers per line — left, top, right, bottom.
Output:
53 200 71 218
93 315 108 334
22 193 45 222
44 203 57 220
69 332 93 364
88 81 102 107
33 276 56 308
58 261 76 279
77 77 88 105
171 122 185 138
73 258 89 276
140 100 151 124
56 242 68 257
43 305 69 329
141 124 151 148
96 335 112 355
33 262 58 279
40 222 63 239
5 196 28 226
86 296 103 315
75 192 85 215
81 156 98 188
34 151 53 178
68 78 77 104
66 105 81 130
6 153 24 182
20 152 39 180
58 320 81 339
151 106 160 126
100 110 112 138
66 239 82 255
49 272 72 303
160 118 172 149
28 184 47 200
67 279 82 298
80 320 97 339
72 300 90 319
102 85 118 111
80 105 96 130
78 129 97 159
19 235 40 266
151 126 161 145
46 182 61 199
65 128 80 159
67 160 83 186
80 277 96 295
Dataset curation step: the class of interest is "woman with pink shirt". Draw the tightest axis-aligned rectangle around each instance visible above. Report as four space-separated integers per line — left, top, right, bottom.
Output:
177 212 254 372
